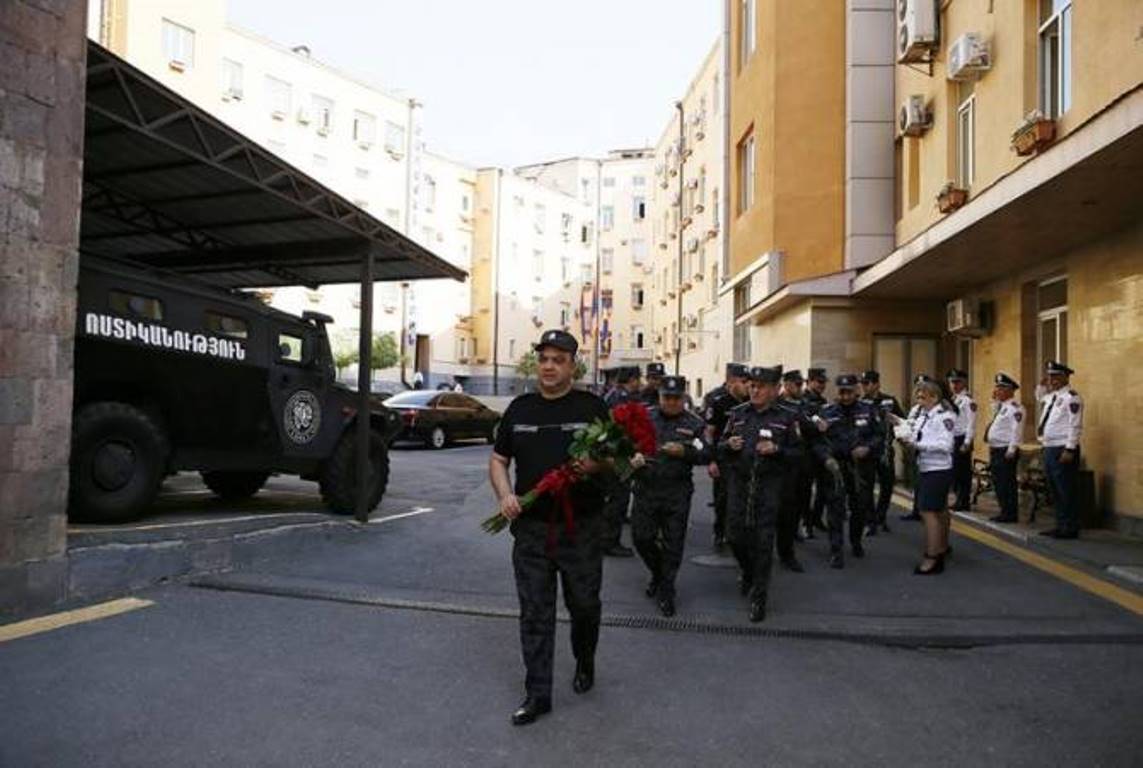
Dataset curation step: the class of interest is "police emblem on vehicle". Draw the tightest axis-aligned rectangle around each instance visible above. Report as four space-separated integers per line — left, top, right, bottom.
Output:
284 390 321 444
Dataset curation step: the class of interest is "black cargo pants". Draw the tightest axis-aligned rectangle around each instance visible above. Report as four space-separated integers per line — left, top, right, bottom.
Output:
727 469 783 605
874 445 896 523
837 457 875 547
631 489 692 598
779 456 810 558
511 512 603 700
602 475 631 548
712 464 728 540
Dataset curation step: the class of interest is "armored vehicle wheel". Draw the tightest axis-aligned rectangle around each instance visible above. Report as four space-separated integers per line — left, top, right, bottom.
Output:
69 402 169 524
319 428 390 515
426 425 448 450
201 471 270 500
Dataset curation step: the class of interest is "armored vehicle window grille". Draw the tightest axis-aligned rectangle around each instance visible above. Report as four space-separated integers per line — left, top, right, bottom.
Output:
109 290 163 321
278 333 305 364
205 312 249 339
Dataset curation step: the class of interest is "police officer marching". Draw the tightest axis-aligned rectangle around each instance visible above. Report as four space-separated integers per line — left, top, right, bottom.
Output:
641 362 666 407
718 366 798 622
701 362 750 549
984 373 1024 524
600 367 639 558
858 370 905 536
803 367 830 533
629 375 710 617
1038 361 1084 539
776 369 813 563
946 369 978 512
488 330 611 726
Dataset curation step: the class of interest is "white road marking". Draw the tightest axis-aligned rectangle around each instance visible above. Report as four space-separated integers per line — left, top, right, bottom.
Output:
69 512 326 533
369 507 435 524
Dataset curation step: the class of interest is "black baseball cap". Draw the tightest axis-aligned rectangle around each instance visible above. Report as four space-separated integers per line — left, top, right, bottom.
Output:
533 329 578 354
860 370 880 383
807 367 827 382
726 362 748 379
660 375 687 395
647 362 666 377
836 374 859 390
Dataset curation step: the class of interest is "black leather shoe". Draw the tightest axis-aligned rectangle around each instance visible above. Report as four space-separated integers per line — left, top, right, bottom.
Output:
644 577 660 598
511 696 552 725
851 542 865 559
829 551 845 569
749 600 766 623
604 544 635 558
899 512 922 522
657 594 676 617
572 659 594 694
780 557 805 573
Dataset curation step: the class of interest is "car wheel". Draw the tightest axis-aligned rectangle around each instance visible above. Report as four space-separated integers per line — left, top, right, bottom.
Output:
427 426 448 450
69 402 169 524
201 470 270 500
319 428 390 515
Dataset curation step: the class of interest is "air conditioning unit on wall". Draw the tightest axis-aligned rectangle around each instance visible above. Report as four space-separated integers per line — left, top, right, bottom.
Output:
897 0 938 63
899 95 932 137
946 298 992 337
947 33 991 81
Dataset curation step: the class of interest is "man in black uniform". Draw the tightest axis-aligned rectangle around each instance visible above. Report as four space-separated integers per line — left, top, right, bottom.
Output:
489 330 610 726
776 369 811 566
803 367 830 532
815 374 884 568
701 362 749 549
641 361 666 406
718 366 799 622
629 375 710 617
600 367 638 557
859 370 905 536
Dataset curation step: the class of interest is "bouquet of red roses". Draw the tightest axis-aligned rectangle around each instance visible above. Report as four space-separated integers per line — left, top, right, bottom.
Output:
481 401 657 536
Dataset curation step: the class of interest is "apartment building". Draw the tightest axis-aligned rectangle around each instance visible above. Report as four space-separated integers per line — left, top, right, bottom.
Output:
853 0 1142 530
648 39 731 400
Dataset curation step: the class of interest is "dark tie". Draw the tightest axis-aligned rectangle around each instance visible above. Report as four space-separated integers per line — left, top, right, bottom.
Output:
985 405 1001 443
1038 395 1057 436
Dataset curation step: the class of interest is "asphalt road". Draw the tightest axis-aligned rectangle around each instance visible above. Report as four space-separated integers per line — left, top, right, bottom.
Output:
4 443 1142 767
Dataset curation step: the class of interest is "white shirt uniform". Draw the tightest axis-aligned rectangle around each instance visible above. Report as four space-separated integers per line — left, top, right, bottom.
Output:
1038 388 1083 450
984 399 1025 451
952 391 977 442
895 404 955 472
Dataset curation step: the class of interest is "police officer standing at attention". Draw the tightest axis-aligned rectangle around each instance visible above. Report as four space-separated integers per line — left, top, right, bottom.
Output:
1038 361 1084 539
984 373 1024 524
803 368 830 533
701 362 750 549
946 369 978 511
858 370 904 536
600 367 638 558
629 375 710 617
718 366 798 622
814 374 883 568
642 362 666 407
489 329 611 726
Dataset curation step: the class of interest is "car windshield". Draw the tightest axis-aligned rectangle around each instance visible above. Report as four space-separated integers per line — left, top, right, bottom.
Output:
384 391 438 406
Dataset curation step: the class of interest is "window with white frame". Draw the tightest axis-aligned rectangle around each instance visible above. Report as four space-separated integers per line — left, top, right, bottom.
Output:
632 324 645 350
220 58 243 99
532 250 544 281
265 76 291 118
601 247 614 273
631 238 647 265
423 175 437 211
560 255 570 283
353 111 377 147
632 196 646 221
631 284 644 309
581 264 594 284
384 121 405 155
531 296 543 320
161 19 194 69
461 193 470 212
312 94 334 134
737 131 755 214
533 203 546 233
1039 0 1073 118
956 85 975 189
739 0 756 70
560 302 571 327
1037 276 1068 373
601 205 614 231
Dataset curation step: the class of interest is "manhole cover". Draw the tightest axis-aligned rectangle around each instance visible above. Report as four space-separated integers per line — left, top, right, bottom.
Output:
689 553 739 568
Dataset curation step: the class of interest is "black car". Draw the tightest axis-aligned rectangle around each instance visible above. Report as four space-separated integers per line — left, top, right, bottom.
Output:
385 391 500 449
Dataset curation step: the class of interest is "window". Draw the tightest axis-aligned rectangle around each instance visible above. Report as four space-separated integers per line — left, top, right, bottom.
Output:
278 333 305 363
956 88 975 188
631 238 647 265
109 290 163 320
354 111 377 146
384 121 405 155
312 94 334 134
601 289 613 310
220 58 243 99
710 264 719 303
205 312 248 339
632 325 645 350
1039 0 1073 118
461 194 470 212
1037 276 1068 372
631 284 644 309
355 167 370 180
581 222 594 244
632 196 646 221
265 76 291 118
532 250 544 280
161 19 194 69
531 296 543 319
560 255 570 282
737 131 755 214
560 303 571 327
601 205 615 231
733 322 750 362
533 203 546 233
423 175 437 211
509 339 516 359
602 177 616 188
739 0 756 70
601 248 614 273
632 176 646 187
581 264 594 284
712 186 720 226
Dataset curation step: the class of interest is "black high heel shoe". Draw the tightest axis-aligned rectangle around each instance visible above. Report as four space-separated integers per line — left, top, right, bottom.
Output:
913 553 945 576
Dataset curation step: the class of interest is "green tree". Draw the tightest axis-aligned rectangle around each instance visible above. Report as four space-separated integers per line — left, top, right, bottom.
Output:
516 350 538 380
573 357 588 381
370 332 400 370
333 347 358 372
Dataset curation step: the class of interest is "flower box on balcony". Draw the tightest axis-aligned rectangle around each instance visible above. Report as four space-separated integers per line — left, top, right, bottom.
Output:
936 182 969 214
1011 113 1056 156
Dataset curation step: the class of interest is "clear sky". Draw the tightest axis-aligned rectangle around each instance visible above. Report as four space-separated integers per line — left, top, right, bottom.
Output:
228 0 721 169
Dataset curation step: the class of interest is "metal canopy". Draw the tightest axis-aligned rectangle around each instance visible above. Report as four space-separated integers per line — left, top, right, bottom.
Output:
81 41 465 289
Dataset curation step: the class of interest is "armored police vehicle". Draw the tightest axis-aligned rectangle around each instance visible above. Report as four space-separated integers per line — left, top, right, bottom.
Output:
70 256 399 523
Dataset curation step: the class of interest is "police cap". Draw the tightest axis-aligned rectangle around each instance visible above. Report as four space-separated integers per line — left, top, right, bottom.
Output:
749 366 783 384
726 362 749 379
1045 360 1074 376
782 369 804 383
994 372 1019 390
835 373 859 390
914 373 937 386
807 367 828 382
860 370 880 383
660 375 687 395
533 329 578 355
647 362 666 377
946 368 968 382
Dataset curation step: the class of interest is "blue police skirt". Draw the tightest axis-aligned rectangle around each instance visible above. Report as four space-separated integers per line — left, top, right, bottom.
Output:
916 469 953 511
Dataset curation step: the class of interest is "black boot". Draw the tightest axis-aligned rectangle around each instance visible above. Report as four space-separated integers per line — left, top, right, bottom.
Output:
511 696 552 725
572 658 595 694
644 576 660 598
657 593 676 617
749 599 767 623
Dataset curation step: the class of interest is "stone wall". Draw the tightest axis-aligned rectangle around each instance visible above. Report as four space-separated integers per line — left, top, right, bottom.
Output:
0 0 87 615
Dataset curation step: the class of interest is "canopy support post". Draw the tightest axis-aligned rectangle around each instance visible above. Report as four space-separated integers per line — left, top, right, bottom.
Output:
355 247 375 523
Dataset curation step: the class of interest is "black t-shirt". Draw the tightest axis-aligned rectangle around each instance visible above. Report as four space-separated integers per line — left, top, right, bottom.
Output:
494 389 610 518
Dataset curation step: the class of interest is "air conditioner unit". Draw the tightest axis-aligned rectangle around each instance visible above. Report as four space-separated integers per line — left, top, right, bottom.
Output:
896 0 938 63
947 33 991 81
296 106 311 125
898 95 932 137
946 297 990 336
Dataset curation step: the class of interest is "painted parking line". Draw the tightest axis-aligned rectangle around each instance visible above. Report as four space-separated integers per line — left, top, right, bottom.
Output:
0 598 154 644
368 507 435 525
892 491 1143 617
68 512 327 533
